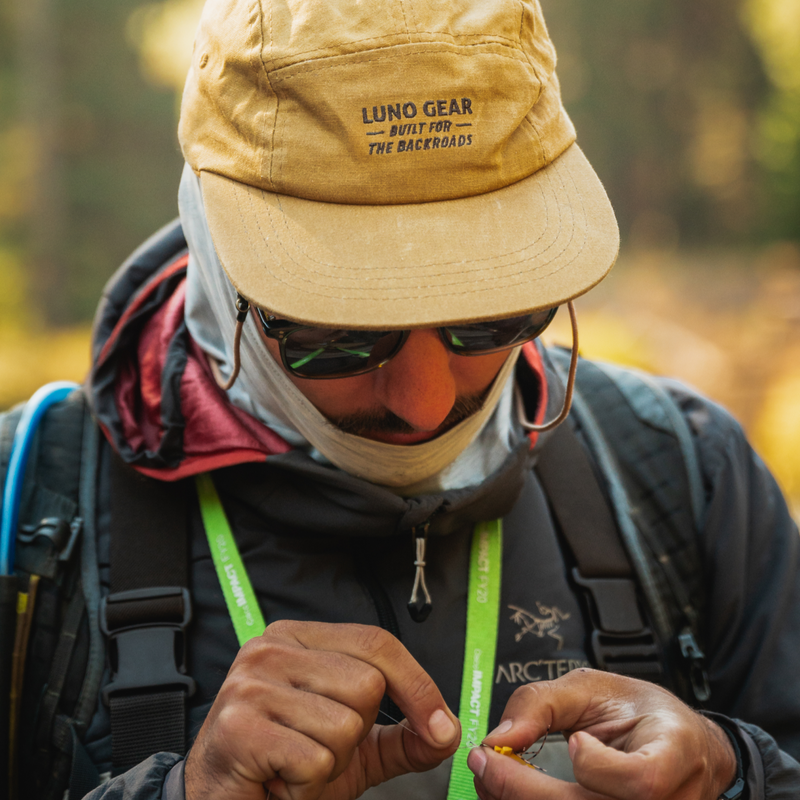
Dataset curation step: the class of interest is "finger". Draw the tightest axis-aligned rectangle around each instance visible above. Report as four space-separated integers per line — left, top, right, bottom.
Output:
270 621 460 752
569 731 682 799
189 711 335 800
235 636 386 747
260 725 333 800
357 717 461 787
242 675 369 782
467 746 610 800
481 669 664 752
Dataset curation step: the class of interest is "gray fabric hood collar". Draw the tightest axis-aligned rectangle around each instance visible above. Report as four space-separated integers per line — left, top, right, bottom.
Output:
210 346 565 539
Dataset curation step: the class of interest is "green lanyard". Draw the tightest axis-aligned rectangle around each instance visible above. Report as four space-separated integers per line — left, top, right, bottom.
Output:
197 473 266 643
196 474 502 799
447 519 503 800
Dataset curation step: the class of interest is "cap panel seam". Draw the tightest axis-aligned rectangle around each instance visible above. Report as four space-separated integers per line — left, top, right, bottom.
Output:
267 42 530 81
406 0 421 35
518 1 543 101
258 33 529 69
397 0 412 42
256 0 279 190
523 112 550 166
276 73 290 189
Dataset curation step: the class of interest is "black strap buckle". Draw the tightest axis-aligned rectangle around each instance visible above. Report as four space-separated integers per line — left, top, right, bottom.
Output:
589 629 663 679
100 586 196 705
572 569 664 682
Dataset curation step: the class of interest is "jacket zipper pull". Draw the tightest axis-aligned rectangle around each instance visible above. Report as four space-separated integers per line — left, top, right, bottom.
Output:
407 523 432 622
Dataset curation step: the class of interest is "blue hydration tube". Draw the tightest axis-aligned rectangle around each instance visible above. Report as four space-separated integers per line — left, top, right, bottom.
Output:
0 381 80 576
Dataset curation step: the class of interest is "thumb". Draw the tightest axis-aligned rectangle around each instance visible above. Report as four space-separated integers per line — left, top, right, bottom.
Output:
569 730 675 799
363 713 461 784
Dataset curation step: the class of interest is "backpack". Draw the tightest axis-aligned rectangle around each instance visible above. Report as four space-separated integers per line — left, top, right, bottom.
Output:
0 337 710 800
0 388 104 800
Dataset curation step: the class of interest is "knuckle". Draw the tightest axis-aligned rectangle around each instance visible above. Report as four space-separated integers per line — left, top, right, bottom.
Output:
514 682 539 702
308 742 337 780
402 670 436 707
233 636 292 672
263 618 302 640
358 666 387 705
217 668 272 711
234 635 264 664
337 706 366 743
353 624 396 660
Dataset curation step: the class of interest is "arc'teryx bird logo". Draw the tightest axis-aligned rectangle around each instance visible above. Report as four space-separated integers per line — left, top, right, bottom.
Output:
509 603 571 650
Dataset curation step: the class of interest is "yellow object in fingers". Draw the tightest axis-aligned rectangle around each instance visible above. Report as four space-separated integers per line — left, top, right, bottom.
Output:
493 746 539 769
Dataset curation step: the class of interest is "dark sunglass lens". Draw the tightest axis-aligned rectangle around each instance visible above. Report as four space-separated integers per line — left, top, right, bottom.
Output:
283 328 404 377
443 307 558 353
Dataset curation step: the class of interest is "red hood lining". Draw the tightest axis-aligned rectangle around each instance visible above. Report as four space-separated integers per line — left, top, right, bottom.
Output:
98 259 548 480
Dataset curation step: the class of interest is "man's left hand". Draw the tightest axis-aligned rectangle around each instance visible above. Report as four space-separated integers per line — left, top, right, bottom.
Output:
468 669 737 799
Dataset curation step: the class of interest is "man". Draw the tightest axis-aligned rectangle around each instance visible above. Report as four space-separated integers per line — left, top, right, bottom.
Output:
7 0 800 798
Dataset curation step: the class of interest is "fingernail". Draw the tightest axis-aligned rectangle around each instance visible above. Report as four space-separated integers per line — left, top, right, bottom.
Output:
467 747 487 779
487 719 513 738
428 709 458 745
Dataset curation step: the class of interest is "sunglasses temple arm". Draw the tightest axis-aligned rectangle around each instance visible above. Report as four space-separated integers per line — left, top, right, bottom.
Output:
517 300 578 433
210 294 250 391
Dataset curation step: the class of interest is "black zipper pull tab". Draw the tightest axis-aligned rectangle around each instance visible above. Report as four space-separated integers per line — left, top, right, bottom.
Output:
407 523 432 622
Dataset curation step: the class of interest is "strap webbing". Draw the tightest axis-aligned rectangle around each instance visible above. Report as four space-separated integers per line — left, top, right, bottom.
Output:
109 453 188 592
109 692 187 772
36 585 86 749
107 454 190 772
535 423 631 579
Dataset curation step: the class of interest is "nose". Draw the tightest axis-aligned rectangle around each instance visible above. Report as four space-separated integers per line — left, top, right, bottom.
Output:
373 329 456 431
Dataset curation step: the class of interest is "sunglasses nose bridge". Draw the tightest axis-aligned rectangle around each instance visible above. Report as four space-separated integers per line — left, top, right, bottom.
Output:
370 329 411 369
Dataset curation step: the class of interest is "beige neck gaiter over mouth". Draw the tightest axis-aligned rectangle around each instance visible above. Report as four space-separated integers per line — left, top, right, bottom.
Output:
180 164 526 495
247 340 521 492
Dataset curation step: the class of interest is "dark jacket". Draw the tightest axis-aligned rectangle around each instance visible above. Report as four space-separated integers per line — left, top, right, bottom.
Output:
27 223 800 798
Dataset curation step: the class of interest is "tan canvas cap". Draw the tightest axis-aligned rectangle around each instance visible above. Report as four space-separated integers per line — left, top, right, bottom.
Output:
179 0 619 329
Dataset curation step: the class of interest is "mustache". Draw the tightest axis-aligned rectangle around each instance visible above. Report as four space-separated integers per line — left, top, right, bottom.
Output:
329 392 487 438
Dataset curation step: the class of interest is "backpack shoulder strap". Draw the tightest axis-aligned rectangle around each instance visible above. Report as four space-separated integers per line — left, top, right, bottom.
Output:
544 348 710 703
536 422 666 685
102 452 194 775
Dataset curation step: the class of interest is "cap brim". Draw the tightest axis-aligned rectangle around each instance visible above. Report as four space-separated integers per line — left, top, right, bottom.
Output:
201 143 619 328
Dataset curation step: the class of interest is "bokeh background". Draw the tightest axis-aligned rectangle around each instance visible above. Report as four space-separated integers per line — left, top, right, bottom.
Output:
0 0 799 513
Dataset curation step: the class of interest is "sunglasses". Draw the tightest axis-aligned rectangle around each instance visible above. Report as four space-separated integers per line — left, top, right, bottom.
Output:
255 306 557 379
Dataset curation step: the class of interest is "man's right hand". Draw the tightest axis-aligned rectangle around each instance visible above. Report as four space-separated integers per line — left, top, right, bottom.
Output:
184 621 461 800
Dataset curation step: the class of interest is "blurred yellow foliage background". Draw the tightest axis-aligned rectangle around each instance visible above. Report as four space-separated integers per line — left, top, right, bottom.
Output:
545 244 800 517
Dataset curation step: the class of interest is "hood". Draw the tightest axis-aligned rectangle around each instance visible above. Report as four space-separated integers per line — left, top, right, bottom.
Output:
88 220 553 502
